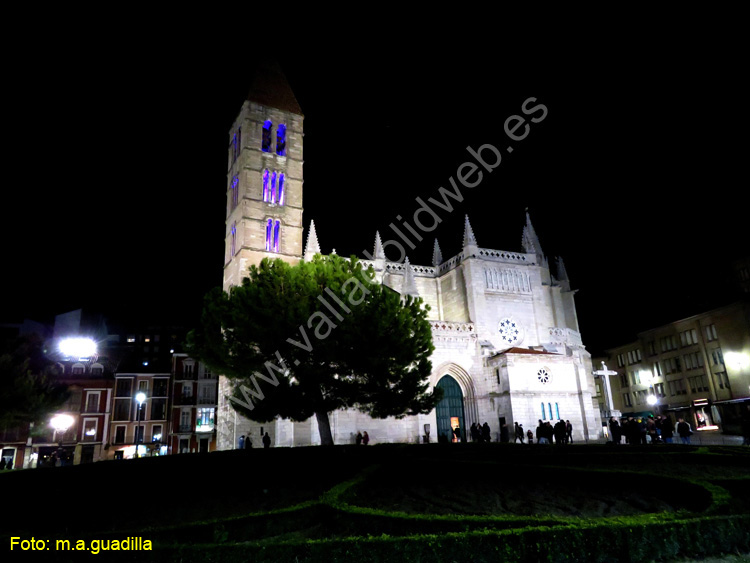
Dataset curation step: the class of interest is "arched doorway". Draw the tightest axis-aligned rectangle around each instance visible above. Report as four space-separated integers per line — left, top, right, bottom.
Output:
436 376 465 442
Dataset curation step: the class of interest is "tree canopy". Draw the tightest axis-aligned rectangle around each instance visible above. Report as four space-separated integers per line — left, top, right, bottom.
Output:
187 254 441 445
0 334 69 428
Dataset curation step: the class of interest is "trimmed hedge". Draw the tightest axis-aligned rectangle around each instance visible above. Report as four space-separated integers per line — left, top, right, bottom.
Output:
131 513 750 563
29 445 750 562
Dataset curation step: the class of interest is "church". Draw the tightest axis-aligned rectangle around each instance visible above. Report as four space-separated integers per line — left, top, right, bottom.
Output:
217 63 603 448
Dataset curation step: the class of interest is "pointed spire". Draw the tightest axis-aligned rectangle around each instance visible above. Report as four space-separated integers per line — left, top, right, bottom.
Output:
463 215 478 248
521 210 544 257
402 257 419 297
247 59 303 115
432 239 443 267
303 220 321 260
373 231 385 260
556 256 570 291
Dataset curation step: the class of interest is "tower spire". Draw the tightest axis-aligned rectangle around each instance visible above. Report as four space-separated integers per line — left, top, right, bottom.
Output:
246 60 303 115
556 256 571 291
463 215 478 252
432 239 443 267
521 210 544 258
304 220 321 260
402 257 419 298
373 231 385 260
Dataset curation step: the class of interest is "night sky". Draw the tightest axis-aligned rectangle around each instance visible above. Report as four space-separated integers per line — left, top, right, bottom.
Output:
2 31 745 356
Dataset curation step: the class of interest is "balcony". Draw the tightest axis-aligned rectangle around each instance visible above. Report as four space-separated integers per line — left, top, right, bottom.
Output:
174 395 196 406
198 396 217 405
195 422 214 433
176 424 192 433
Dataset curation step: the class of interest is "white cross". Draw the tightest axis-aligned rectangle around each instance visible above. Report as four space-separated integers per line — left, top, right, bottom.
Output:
593 361 618 414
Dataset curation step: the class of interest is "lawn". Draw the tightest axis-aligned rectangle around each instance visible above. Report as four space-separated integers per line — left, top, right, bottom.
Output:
3 443 749 562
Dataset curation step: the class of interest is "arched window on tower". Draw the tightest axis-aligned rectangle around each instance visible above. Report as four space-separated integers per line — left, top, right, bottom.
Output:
270 171 277 204
276 124 286 156
277 173 285 205
262 120 273 152
265 219 281 253
262 170 270 202
230 176 239 210
231 128 241 163
230 222 237 259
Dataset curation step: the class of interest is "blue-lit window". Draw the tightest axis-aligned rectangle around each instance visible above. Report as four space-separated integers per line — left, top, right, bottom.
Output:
262 171 284 205
230 176 239 210
277 173 285 205
541 402 546 421
265 219 280 253
270 172 277 204
232 127 241 162
230 222 237 258
555 403 560 420
263 170 270 202
276 124 286 156
548 403 553 420
262 120 272 152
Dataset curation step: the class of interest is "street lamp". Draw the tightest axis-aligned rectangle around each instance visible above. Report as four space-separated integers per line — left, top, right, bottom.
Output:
50 414 74 467
135 392 146 458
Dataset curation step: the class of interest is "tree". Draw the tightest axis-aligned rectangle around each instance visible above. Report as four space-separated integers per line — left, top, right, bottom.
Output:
0 334 69 428
187 254 441 446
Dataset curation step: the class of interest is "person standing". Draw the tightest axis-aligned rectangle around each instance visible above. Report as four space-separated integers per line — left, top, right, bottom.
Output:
554 420 566 445
238 435 245 450
677 418 692 445
356 431 363 445
514 422 524 443
609 417 621 445
362 431 370 445
565 420 573 444
482 422 491 443
536 420 546 444
263 432 271 448
661 416 675 444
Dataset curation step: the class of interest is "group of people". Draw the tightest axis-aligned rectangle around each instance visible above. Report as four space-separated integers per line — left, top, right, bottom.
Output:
608 415 693 445
355 431 370 445
513 420 573 445
469 422 492 442
0 458 13 470
237 432 272 449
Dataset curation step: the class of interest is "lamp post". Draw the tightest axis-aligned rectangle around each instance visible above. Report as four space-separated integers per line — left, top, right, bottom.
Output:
50 414 74 467
135 392 146 458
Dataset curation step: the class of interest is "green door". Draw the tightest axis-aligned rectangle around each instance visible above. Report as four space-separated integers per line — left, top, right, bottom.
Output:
436 376 465 442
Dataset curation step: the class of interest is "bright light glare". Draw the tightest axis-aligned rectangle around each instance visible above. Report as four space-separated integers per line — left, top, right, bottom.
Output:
50 414 74 432
135 392 147 404
646 395 657 406
59 338 97 358
725 352 750 370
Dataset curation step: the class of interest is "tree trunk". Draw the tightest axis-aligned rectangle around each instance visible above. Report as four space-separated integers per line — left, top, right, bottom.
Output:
315 410 334 446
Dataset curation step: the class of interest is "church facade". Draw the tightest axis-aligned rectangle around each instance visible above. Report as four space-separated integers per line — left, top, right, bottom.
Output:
217 64 603 448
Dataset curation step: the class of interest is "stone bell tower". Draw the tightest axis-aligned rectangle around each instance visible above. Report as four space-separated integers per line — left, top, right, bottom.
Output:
223 60 304 292
218 61 304 450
